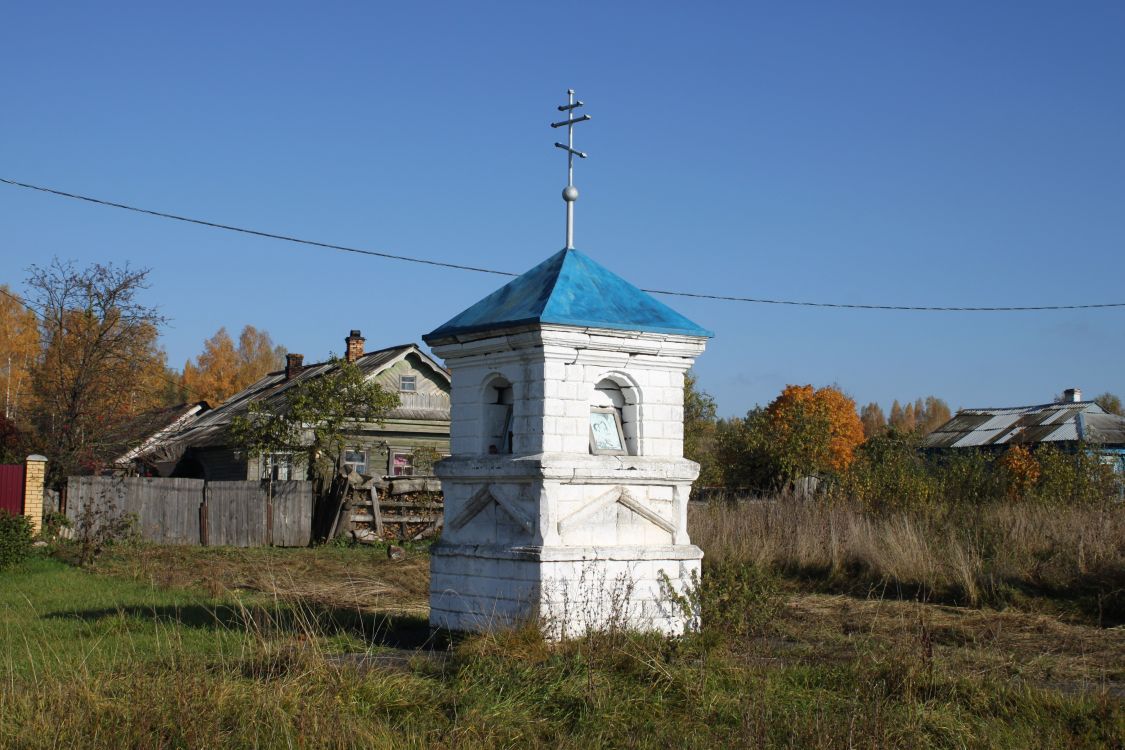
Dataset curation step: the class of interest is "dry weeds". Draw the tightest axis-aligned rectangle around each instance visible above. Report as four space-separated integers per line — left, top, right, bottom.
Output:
88 544 431 615
689 498 1125 623
771 593 1125 696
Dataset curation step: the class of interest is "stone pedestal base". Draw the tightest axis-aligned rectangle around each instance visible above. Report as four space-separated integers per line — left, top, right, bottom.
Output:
429 543 702 637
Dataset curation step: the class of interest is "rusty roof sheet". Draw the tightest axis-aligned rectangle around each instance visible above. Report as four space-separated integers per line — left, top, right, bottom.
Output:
922 401 1125 448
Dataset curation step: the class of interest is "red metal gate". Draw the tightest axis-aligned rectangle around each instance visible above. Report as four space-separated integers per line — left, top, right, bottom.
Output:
0 464 24 515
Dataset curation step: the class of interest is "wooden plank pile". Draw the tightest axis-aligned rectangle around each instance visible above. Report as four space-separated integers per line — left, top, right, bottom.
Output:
332 474 444 543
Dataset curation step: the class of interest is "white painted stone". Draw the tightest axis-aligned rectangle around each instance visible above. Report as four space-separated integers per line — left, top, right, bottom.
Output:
428 323 707 637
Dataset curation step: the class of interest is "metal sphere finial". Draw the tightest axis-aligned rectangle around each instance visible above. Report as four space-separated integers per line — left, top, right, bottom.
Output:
562 185 579 202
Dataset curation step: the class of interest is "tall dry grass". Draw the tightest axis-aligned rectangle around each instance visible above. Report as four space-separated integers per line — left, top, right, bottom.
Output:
690 498 1125 623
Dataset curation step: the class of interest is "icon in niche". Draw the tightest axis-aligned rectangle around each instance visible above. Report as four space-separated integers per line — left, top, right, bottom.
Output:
589 407 627 455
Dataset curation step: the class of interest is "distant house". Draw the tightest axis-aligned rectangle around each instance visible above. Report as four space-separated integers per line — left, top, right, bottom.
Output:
922 388 1125 471
122 330 451 481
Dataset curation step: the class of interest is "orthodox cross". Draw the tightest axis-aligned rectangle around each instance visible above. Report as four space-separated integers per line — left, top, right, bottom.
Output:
551 89 591 250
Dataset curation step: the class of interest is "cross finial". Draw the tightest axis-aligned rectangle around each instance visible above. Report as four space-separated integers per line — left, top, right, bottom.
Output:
552 89 591 250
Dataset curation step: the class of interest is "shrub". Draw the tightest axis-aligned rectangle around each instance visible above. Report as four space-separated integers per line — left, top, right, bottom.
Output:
41 511 71 541
0 510 33 570
999 445 1040 501
1034 444 1118 506
661 560 785 644
700 559 785 640
74 496 138 566
832 431 937 512
933 448 999 505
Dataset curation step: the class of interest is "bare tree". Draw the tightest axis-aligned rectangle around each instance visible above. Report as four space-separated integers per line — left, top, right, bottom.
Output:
26 259 168 479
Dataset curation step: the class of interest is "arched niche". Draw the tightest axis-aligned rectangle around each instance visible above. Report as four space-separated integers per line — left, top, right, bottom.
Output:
481 374 514 455
590 374 641 456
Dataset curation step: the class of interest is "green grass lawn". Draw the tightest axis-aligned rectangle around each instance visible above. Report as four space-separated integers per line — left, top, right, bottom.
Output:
1 546 1123 749
1 556 258 678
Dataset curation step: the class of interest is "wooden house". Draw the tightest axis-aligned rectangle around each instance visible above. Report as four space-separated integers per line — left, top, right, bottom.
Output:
123 330 450 481
921 388 1125 474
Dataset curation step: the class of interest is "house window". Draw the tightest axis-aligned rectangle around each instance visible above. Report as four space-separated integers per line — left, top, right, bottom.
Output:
399 375 417 392
262 452 293 481
390 450 414 476
343 449 367 476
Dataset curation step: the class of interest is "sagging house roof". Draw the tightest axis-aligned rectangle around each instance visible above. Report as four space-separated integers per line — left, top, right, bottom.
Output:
922 401 1125 450
114 401 211 468
125 343 450 467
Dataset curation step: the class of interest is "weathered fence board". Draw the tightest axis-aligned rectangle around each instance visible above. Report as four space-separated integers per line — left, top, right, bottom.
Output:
66 476 313 548
205 481 266 548
134 477 203 544
67 476 204 545
271 481 313 547
67 475 129 532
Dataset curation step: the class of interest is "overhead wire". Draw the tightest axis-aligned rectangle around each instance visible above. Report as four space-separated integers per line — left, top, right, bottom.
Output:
3 176 1125 312
0 177 515 278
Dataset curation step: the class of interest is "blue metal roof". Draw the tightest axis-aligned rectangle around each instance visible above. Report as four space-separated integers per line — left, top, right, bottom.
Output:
424 249 712 341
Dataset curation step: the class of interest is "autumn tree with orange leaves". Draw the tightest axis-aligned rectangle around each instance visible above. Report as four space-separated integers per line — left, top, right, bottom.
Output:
765 384 865 480
714 384 865 491
181 325 285 406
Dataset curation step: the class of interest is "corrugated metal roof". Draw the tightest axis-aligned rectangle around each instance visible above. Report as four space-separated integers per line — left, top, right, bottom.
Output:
133 344 451 460
922 401 1125 448
1086 413 1125 445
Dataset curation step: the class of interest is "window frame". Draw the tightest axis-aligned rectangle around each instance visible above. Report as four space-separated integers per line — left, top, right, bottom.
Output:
389 448 415 477
343 449 368 476
261 452 294 481
399 374 417 393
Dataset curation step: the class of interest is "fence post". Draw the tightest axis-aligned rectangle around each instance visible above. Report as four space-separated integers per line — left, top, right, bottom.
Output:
265 480 274 546
23 455 47 534
200 483 210 546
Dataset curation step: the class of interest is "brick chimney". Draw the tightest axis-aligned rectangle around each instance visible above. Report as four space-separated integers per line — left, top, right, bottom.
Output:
345 329 365 363
285 353 304 380
1062 387 1082 403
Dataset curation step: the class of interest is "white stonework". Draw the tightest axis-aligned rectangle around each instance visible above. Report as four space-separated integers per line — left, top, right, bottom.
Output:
427 324 707 636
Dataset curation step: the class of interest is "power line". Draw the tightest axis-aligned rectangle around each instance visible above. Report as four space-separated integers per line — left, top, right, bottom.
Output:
0 284 45 317
0 177 516 279
4 176 1125 312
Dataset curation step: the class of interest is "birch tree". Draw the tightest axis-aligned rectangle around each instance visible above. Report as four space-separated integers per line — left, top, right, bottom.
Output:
0 285 39 420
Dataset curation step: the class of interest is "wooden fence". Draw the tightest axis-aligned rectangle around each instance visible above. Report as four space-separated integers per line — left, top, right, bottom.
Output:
66 476 313 547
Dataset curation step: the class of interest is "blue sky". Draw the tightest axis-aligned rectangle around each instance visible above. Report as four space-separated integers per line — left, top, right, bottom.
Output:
2 1 1123 416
